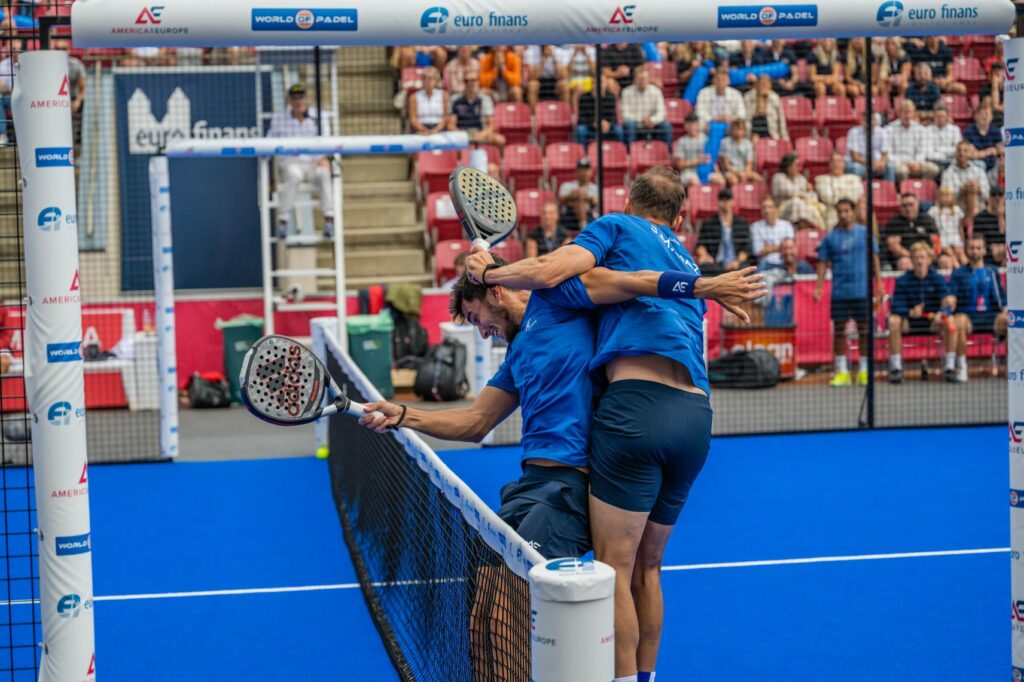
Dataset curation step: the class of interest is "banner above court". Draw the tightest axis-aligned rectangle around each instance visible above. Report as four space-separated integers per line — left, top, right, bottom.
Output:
71 0 1016 48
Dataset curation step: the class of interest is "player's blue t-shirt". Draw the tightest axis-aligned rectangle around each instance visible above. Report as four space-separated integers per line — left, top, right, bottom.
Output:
571 213 710 394
948 264 1005 314
486 279 597 468
817 224 878 300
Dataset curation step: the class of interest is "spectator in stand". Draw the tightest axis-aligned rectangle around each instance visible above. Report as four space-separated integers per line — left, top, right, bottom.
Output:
718 119 762 185
845 112 895 181
762 237 814 274
941 141 990 215
772 153 825 230
927 186 967 265
844 38 869 98
750 196 795 267
882 192 938 271
673 112 724 187
808 38 846 99
575 74 623 145
886 241 955 383
813 199 883 387
886 99 939 182
978 60 1005 127
963 104 1003 175
816 151 865 229
440 252 469 291
695 67 746 132
905 63 941 122
765 40 800 96
879 37 913 97
479 46 523 103
565 44 596 107
558 157 599 209
912 36 966 94
559 193 600 236
267 84 335 239
0 41 19 144
924 103 962 174
968 184 1006 265
526 201 570 258
729 40 766 91
525 45 569 109
448 74 506 147
945 235 1008 383
122 47 176 67
744 73 788 142
674 41 715 93
601 43 646 95
408 68 451 135
445 46 480 98
621 65 672 145
695 187 752 274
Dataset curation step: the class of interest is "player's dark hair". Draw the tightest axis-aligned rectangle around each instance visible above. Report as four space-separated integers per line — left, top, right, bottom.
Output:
629 167 685 226
449 255 508 324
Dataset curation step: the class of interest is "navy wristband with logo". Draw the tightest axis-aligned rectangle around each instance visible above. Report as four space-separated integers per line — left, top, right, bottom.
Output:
657 271 700 299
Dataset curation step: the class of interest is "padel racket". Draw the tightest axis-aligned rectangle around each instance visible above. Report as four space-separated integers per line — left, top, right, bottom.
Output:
448 165 518 251
239 334 382 427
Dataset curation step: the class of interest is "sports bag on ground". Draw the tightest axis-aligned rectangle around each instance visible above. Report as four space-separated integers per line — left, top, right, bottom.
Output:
413 338 470 401
707 349 780 389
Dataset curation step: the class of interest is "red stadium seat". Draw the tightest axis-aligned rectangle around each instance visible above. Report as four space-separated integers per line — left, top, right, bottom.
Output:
754 137 793 174
795 136 834 181
515 189 556 232
665 98 693 140
494 102 533 144
817 96 857 143
899 178 937 204
795 229 823 266
418 149 460 195
782 96 817 140
536 101 573 145
940 93 973 127
588 141 629 186
734 182 768 223
853 96 891 120
603 185 630 214
629 140 670 177
435 239 471 285
400 67 428 91
970 34 997 62
952 57 986 98
503 143 544 191
426 192 462 243
689 184 721 224
545 142 586 189
491 238 524 263
679 229 698 254
646 61 680 97
867 179 900 225
458 144 501 173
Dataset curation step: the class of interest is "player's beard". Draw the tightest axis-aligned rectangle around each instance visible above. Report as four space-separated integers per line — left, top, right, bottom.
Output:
497 307 521 343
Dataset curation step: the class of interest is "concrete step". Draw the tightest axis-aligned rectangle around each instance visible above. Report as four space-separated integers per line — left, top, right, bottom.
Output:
343 180 416 200
342 247 425 278
338 115 404 136
333 224 425 249
341 155 409 183
337 46 390 68
0 236 23 260
0 214 18 238
0 166 21 189
343 200 417 228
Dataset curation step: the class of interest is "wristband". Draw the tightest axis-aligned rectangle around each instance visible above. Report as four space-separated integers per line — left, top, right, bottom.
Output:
387 404 408 430
657 271 700 299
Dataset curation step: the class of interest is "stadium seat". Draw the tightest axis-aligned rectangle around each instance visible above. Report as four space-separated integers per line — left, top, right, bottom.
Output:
940 93 973 127
435 239 471 285
952 56 986 98
646 61 680 97
588 140 629 186
426 191 462 243
754 137 793 174
458 144 501 173
603 185 630 213
503 143 544 191
782 96 817 140
630 140 671 177
515 189 556 232
853 95 891 121
899 178 937 204
795 136 834 181
970 34 997 61
817 96 857 143
795 229 823 266
665 98 693 140
734 182 768 223
689 184 721 224
400 67 427 91
491 238 524 263
494 102 533 144
867 179 900 225
418 149 460 195
545 142 585 189
679 229 698 254
535 101 573 145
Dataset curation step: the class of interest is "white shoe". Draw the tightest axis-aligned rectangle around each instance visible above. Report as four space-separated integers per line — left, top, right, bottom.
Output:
957 364 968 383
0 134 8 145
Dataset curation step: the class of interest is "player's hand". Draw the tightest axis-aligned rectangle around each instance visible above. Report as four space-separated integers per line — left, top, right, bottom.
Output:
694 266 767 324
466 249 495 285
359 400 402 433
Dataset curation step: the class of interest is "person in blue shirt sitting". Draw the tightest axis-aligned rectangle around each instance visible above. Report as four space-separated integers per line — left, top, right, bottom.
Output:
886 241 954 383
945 234 1008 383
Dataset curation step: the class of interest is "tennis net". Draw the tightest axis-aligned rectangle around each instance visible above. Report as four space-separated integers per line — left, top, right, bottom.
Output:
316 319 543 681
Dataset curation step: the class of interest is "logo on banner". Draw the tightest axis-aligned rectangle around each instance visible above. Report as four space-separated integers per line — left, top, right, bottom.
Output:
87 654 95 678
48 401 85 425
1009 310 1024 329
56 593 92 618
34 147 74 167
875 0 977 26
1008 58 1020 81
610 5 635 23
42 270 81 306
1013 600 1024 633
127 88 259 155
46 341 82 363
876 0 903 25
1006 128 1024 147
136 5 163 23
30 76 70 109
56 533 91 556
112 5 186 33
587 4 656 32
251 8 359 31
37 206 76 231
717 4 818 28
418 6 527 34
52 462 89 499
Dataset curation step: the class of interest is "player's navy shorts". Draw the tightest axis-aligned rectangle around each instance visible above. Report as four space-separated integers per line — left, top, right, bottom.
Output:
497 464 591 559
590 380 712 526
831 297 869 324
967 311 998 334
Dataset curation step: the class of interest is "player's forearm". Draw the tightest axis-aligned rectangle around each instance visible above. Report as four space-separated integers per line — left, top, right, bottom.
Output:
484 246 595 290
401 406 493 443
579 269 660 304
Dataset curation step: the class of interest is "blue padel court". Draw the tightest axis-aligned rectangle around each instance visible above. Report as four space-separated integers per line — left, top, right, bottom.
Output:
3 426 1006 681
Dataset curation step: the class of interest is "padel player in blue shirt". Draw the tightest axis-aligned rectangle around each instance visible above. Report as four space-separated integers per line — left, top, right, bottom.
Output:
464 167 717 682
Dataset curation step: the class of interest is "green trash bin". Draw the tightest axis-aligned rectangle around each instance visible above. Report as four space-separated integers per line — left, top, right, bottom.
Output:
347 312 395 399
215 315 264 403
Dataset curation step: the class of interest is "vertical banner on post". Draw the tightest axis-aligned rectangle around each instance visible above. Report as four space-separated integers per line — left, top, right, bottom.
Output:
13 51 96 682
149 156 179 458
1006 37 1024 682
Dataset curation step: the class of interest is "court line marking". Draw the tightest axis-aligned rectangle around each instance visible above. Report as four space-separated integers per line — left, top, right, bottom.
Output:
0 547 1008 607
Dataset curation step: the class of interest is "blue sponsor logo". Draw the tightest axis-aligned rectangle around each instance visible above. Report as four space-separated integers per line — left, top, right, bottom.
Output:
47 401 85 425
420 6 448 32
1010 310 1024 329
36 206 76 231
56 593 91 618
1012 489 1024 507
876 0 902 25
56 533 91 556
1007 58 1019 81
1006 128 1024 147
876 0 978 27
545 557 596 573
251 8 358 31
717 4 818 27
46 341 81 363
419 6 527 33
34 147 74 167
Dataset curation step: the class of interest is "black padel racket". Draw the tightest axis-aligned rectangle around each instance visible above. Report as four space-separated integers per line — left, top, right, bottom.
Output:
239 335 381 427
448 165 518 251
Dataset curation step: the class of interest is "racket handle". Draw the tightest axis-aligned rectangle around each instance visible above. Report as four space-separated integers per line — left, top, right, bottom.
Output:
471 238 490 252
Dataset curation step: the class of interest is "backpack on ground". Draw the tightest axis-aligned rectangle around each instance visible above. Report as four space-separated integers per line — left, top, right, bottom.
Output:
414 338 470 401
186 372 233 408
390 308 430 370
707 349 780 389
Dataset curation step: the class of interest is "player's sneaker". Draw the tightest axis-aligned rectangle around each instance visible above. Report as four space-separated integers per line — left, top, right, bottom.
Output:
957 364 969 383
889 368 903 384
944 368 957 383
856 369 868 386
830 371 852 387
